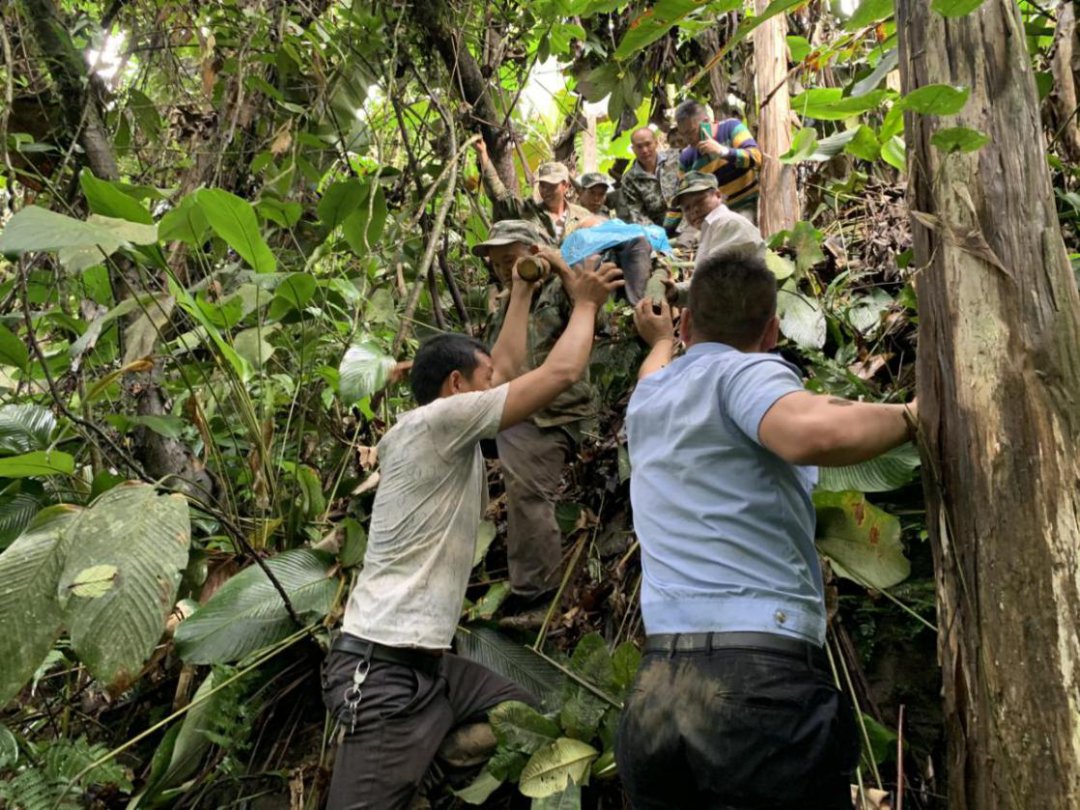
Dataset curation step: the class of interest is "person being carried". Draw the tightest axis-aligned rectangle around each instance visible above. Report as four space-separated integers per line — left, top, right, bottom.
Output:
323 248 622 809
473 139 594 243
621 127 681 228
616 247 917 810
663 99 761 232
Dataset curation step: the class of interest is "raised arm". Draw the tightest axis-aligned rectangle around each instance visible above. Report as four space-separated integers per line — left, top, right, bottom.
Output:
633 296 676 379
759 392 917 466
473 139 526 221
499 262 623 430
489 245 569 385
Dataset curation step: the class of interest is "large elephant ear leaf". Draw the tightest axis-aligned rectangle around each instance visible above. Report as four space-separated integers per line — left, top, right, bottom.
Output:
0 506 80 707
57 484 191 690
814 490 910 590
817 443 921 493
174 548 338 665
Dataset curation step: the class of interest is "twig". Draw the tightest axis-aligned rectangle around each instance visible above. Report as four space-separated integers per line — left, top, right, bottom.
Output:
438 236 473 330
896 704 905 810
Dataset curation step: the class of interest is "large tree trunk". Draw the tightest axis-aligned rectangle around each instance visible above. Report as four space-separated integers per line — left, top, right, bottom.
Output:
752 0 797 235
897 0 1080 807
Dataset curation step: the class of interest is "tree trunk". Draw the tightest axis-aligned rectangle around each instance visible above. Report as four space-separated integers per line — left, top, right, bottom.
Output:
752 0 797 235
1051 0 1080 163
896 1 1080 807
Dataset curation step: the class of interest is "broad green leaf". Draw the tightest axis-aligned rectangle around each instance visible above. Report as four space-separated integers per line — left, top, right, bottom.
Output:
845 125 883 161
233 325 278 368
0 725 17 769
818 443 921 493
456 627 566 709
777 282 826 350
611 642 641 699
766 250 795 281
339 517 368 568
174 549 337 664
0 325 28 370
791 88 889 121
814 490 910 590
0 506 79 706
807 128 861 161
614 0 737 60
568 633 615 691
128 414 185 441
0 450 74 478
559 688 607 741
341 186 388 255
195 188 276 274
787 35 810 63
454 770 503 805
159 194 210 247
900 84 970 115
790 220 825 274
779 127 818 164
0 492 43 549
57 484 190 687
488 747 529 782
531 784 581 809
338 341 397 406
269 272 317 318
518 738 598 799
80 170 153 224
466 581 510 622
931 0 986 16
862 713 899 765
0 208 158 272
931 126 990 153
881 135 907 170
490 700 561 754
318 179 368 229
850 48 898 97
845 0 893 30
473 519 498 567
69 564 119 598
0 404 55 453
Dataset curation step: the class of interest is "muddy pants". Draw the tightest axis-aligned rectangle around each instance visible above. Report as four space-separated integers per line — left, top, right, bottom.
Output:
496 420 574 599
322 641 535 809
615 642 859 809
607 235 654 305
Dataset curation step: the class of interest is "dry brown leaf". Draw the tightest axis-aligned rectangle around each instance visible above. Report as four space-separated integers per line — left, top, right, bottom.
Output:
270 124 293 156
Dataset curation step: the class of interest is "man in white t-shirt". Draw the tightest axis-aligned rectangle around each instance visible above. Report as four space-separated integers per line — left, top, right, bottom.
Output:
672 170 765 266
322 246 623 809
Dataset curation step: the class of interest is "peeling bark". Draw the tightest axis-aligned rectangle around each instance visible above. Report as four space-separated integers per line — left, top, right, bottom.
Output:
1051 0 1080 162
897 0 1080 806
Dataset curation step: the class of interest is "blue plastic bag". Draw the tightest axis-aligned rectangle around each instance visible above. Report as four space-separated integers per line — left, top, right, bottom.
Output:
560 219 671 267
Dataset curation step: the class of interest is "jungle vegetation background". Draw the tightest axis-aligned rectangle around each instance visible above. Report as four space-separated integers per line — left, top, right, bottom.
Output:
0 0 1078 807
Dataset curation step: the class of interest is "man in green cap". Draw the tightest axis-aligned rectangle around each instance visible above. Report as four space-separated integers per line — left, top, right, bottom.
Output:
575 172 615 216
472 141 594 243
672 171 764 266
472 220 602 624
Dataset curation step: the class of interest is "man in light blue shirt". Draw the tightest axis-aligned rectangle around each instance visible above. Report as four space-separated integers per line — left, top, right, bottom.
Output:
615 247 917 809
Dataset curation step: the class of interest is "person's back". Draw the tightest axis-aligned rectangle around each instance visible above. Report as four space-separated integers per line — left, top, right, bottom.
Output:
617 248 916 810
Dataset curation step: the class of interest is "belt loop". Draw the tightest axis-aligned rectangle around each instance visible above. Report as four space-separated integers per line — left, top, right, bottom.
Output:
669 633 680 659
705 632 714 655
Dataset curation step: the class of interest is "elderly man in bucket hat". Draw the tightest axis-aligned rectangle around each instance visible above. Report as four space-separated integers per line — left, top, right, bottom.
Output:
472 141 594 244
672 171 764 267
472 219 606 627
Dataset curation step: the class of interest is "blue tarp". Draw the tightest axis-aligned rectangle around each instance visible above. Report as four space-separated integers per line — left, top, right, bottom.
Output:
560 219 671 267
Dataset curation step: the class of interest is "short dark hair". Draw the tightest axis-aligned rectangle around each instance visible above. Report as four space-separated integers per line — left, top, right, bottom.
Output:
411 334 490 405
674 99 708 123
688 248 777 349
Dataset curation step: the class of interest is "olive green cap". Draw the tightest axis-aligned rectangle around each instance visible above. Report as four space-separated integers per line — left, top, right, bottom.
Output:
471 219 544 257
577 172 614 190
670 170 719 204
537 162 571 183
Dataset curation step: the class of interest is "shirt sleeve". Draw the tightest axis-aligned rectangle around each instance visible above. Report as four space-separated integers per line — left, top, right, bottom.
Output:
427 384 510 459
721 357 805 446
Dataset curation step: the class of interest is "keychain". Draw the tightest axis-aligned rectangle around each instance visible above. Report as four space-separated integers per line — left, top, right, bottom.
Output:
342 658 370 734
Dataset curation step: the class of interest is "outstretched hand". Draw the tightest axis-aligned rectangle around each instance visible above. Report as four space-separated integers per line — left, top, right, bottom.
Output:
633 296 675 347
561 260 624 310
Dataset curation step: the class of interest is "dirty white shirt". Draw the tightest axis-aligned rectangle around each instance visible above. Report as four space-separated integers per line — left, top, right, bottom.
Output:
342 385 508 649
695 203 765 268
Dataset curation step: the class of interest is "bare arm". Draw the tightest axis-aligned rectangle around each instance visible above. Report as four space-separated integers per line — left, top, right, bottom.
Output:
500 262 623 430
758 392 917 466
490 246 569 385
473 139 525 219
633 296 676 379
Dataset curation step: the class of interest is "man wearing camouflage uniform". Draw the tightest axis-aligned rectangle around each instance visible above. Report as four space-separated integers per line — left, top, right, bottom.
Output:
621 127 681 228
575 172 615 216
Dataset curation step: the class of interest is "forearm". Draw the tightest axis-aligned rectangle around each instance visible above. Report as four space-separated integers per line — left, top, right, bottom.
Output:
812 401 914 466
638 338 675 379
490 282 533 383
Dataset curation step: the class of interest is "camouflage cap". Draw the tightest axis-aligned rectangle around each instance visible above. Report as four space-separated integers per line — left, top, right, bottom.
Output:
471 219 544 257
537 162 571 184
670 170 719 205
577 172 614 190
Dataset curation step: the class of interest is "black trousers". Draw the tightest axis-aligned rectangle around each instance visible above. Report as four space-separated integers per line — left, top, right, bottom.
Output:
321 647 535 809
615 645 859 809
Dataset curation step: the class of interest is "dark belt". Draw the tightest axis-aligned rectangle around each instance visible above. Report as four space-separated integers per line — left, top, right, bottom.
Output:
332 633 444 677
645 631 827 670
